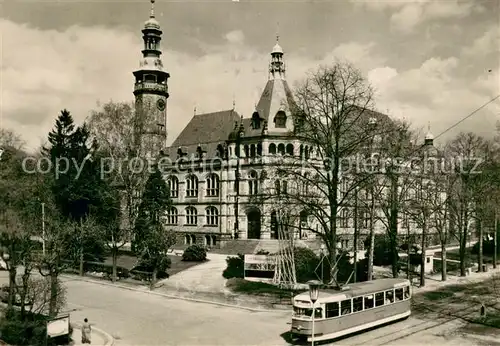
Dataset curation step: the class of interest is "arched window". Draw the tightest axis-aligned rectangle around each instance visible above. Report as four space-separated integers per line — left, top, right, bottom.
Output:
274 111 287 128
165 207 178 225
339 208 349 228
286 144 294 156
252 112 261 129
275 180 281 194
244 145 249 157
206 173 220 197
248 170 259 195
277 143 285 155
257 143 262 156
206 206 219 226
211 235 217 247
269 143 277 155
185 206 197 225
205 235 212 246
184 234 190 245
300 145 304 159
167 176 179 198
250 144 256 157
190 234 196 244
186 175 198 197
304 146 310 160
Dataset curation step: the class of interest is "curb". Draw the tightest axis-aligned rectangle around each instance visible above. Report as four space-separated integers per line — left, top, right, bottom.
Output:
62 274 286 314
71 322 115 346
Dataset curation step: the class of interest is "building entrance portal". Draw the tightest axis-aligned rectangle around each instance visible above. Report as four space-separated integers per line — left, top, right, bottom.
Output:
247 209 261 239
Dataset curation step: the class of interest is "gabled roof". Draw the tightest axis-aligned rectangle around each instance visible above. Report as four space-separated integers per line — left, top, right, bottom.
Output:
165 109 240 158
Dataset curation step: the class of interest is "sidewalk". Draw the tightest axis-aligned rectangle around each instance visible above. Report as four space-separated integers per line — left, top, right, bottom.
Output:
71 323 114 346
413 264 500 294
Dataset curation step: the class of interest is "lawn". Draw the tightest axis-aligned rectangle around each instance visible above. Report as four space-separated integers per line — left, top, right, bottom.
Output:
226 278 306 298
102 250 204 277
433 259 468 274
412 274 500 329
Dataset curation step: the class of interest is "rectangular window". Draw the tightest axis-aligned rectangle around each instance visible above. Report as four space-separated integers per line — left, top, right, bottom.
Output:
364 295 374 309
385 289 394 304
375 292 384 307
353 297 363 312
395 288 404 301
325 302 339 318
404 286 410 299
340 300 352 315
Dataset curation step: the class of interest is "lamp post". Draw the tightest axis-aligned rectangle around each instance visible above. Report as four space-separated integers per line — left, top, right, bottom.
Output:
308 280 321 346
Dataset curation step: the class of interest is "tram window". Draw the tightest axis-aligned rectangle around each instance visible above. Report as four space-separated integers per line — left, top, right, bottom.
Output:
364 295 374 309
326 302 339 318
395 288 404 301
385 290 394 304
404 286 410 299
340 300 352 315
314 307 323 318
353 297 363 312
375 292 384 307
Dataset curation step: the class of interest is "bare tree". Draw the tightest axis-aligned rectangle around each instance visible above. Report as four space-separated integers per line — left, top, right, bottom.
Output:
446 132 490 276
0 128 25 151
374 120 418 278
275 61 394 282
87 100 160 252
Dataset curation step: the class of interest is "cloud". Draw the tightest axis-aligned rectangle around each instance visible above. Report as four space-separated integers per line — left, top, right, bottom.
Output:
1 19 380 152
353 0 482 34
224 30 245 45
1 16 497 153
462 25 500 56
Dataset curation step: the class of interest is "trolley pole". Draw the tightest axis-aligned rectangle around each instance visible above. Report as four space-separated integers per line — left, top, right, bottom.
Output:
41 202 46 256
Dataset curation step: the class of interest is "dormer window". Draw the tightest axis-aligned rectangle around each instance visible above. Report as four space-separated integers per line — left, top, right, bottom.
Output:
177 147 186 159
196 145 205 159
274 111 287 128
216 144 224 158
251 112 261 129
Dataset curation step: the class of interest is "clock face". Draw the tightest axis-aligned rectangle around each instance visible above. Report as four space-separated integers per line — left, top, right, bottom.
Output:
157 99 166 111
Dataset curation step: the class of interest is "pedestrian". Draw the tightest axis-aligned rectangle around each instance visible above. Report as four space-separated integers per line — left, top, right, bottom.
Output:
82 318 92 344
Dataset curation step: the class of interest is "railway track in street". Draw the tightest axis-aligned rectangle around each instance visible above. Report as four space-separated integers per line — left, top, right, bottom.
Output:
349 303 482 346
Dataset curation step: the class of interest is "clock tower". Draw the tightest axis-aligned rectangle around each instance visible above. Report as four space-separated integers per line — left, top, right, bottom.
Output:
133 0 170 156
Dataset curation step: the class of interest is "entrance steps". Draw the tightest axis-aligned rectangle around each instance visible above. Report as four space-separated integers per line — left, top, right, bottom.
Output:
210 240 260 255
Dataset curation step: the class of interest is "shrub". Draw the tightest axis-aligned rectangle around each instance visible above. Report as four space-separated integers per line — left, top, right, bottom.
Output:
293 247 320 283
472 239 500 257
131 254 171 281
222 254 245 279
82 261 130 279
182 244 207 262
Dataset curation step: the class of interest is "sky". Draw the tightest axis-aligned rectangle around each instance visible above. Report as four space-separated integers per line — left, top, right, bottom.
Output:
1 0 499 153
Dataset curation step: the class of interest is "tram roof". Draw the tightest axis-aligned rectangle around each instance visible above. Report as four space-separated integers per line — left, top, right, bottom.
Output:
293 278 409 303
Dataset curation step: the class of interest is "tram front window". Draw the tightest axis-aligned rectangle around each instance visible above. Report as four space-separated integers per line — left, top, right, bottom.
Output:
293 307 323 319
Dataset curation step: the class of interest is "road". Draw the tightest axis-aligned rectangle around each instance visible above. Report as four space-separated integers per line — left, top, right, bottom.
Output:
0 271 498 345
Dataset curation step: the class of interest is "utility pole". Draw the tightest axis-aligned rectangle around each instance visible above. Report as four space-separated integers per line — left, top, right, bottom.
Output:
494 210 498 269
353 188 358 283
41 202 46 256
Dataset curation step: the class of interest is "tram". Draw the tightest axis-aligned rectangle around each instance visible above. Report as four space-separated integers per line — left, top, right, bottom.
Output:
290 278 411 342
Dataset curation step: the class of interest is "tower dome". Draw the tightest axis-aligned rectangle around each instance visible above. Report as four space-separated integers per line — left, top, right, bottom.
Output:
272 42 283 54
144 0 160 30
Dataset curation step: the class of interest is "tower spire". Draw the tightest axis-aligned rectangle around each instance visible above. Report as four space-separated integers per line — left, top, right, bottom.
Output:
150 0 155 18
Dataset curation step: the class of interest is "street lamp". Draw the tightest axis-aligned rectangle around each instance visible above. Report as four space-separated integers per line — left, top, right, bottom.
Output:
307 280 321 346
